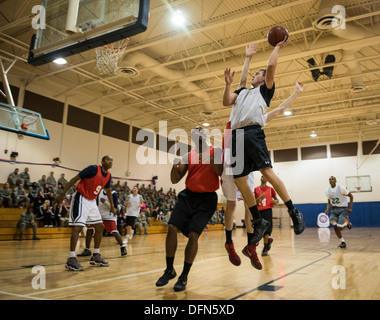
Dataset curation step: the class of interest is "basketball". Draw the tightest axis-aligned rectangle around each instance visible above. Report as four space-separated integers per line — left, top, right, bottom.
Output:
267 26 289 47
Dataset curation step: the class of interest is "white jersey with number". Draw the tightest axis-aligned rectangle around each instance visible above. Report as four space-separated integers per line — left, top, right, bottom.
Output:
126 194 143 217
325 184 350 207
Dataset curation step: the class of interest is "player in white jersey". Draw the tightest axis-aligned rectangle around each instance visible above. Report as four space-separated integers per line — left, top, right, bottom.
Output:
325 176 354 248
78 189 127 256
223 40 306 252
124 186 144 243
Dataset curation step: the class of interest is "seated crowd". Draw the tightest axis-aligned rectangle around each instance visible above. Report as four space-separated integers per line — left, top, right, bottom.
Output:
1 168 223 232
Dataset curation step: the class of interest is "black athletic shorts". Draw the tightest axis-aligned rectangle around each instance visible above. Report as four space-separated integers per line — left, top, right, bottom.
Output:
260 208 273 236
168 188 218 237
125 216 137 227
231 125 272 178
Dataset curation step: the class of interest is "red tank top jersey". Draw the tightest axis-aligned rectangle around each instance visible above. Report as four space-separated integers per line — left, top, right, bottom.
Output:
254 186 277 211
76 165 111 200
185 146 219 193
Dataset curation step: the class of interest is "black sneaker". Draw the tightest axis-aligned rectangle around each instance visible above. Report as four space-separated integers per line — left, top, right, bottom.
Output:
250 218 270 245
156 269 177 287
77 248 91 256
121 246 127 256
89 253 110 267
347 221 353 230
173 275 187 292
288 209 305 235
65 257 84 271
338 242 346 249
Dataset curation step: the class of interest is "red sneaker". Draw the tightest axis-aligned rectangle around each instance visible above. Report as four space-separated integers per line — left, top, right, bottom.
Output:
225 242 241 266
242 244 262 270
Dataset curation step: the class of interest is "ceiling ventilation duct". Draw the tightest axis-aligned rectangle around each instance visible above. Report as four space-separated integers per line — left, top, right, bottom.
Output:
312 0 375 92
118 52 214 115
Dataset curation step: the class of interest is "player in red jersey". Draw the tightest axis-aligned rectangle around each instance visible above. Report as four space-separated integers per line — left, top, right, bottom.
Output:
254 175 279 256
155 126 223 291
53 155 115 271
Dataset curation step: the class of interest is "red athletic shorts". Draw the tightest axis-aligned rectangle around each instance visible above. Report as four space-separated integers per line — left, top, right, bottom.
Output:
88 220 117 233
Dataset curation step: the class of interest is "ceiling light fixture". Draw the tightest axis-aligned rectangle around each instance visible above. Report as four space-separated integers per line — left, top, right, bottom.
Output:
202 122 210 127
310 131 317 138
53 58 67 65
283 110 293 116
172 10 185 26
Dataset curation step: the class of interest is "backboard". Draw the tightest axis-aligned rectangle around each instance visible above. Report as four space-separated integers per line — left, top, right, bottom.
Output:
28 0 150 66
0 102 50 140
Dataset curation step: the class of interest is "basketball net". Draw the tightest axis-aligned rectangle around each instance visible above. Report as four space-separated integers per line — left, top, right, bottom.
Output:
95 38 129 76
355 186 361 193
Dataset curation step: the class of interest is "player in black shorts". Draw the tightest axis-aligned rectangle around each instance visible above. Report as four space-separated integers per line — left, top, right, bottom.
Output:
223 39 305 248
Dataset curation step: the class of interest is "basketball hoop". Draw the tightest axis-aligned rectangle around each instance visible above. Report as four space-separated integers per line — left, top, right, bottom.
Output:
355 186 361 192
21 114 39 131
95 38 130 76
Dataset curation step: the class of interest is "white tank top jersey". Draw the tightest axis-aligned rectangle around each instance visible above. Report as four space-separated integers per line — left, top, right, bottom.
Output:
325 184 350 207
230 87 269 130
126 194 143 217
98 190 117 222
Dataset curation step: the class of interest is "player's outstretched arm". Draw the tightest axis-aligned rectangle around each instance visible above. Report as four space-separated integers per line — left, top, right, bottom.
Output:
265 82 304 123
53 174 81 205
171 154 188 184
239 43 257 88
265 35 289 89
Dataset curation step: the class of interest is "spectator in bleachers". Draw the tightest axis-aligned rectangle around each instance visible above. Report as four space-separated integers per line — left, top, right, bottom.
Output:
135 211 149 235
17 206 40 241
47 171 56 188
0 182 13 208
57 173 68 188
19 167 31 189
28 182 41 211
13 183 30 208
8 168 21 188
39 199 54 227
55 200 69 227
38 175 47 189
162 211 171 226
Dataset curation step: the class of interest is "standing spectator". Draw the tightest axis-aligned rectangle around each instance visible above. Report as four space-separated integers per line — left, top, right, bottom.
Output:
8 168 21 188
58 173 68 188
124 186 143 244
13 183 30 208
0 182 13 208
47 171 56 188
17 206 40 241
20 168 31 189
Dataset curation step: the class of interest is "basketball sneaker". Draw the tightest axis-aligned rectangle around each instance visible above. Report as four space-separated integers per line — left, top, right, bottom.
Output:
242 243 262 270
262 238 273 256
156 268 177 287
120 246 127 256
250 218 270 245
338 242 346 249
288 209 306 235
173 275 187 292
65 257 84 271
225 242 241 266
89 253 110 267
77 248 91 256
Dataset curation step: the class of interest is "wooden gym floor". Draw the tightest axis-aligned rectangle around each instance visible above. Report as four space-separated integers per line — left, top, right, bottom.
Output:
0 227 379 300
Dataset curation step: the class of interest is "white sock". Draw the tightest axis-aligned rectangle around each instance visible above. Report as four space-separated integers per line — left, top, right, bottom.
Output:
340 238 345 243
93 248 100 254
69 251 76 258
